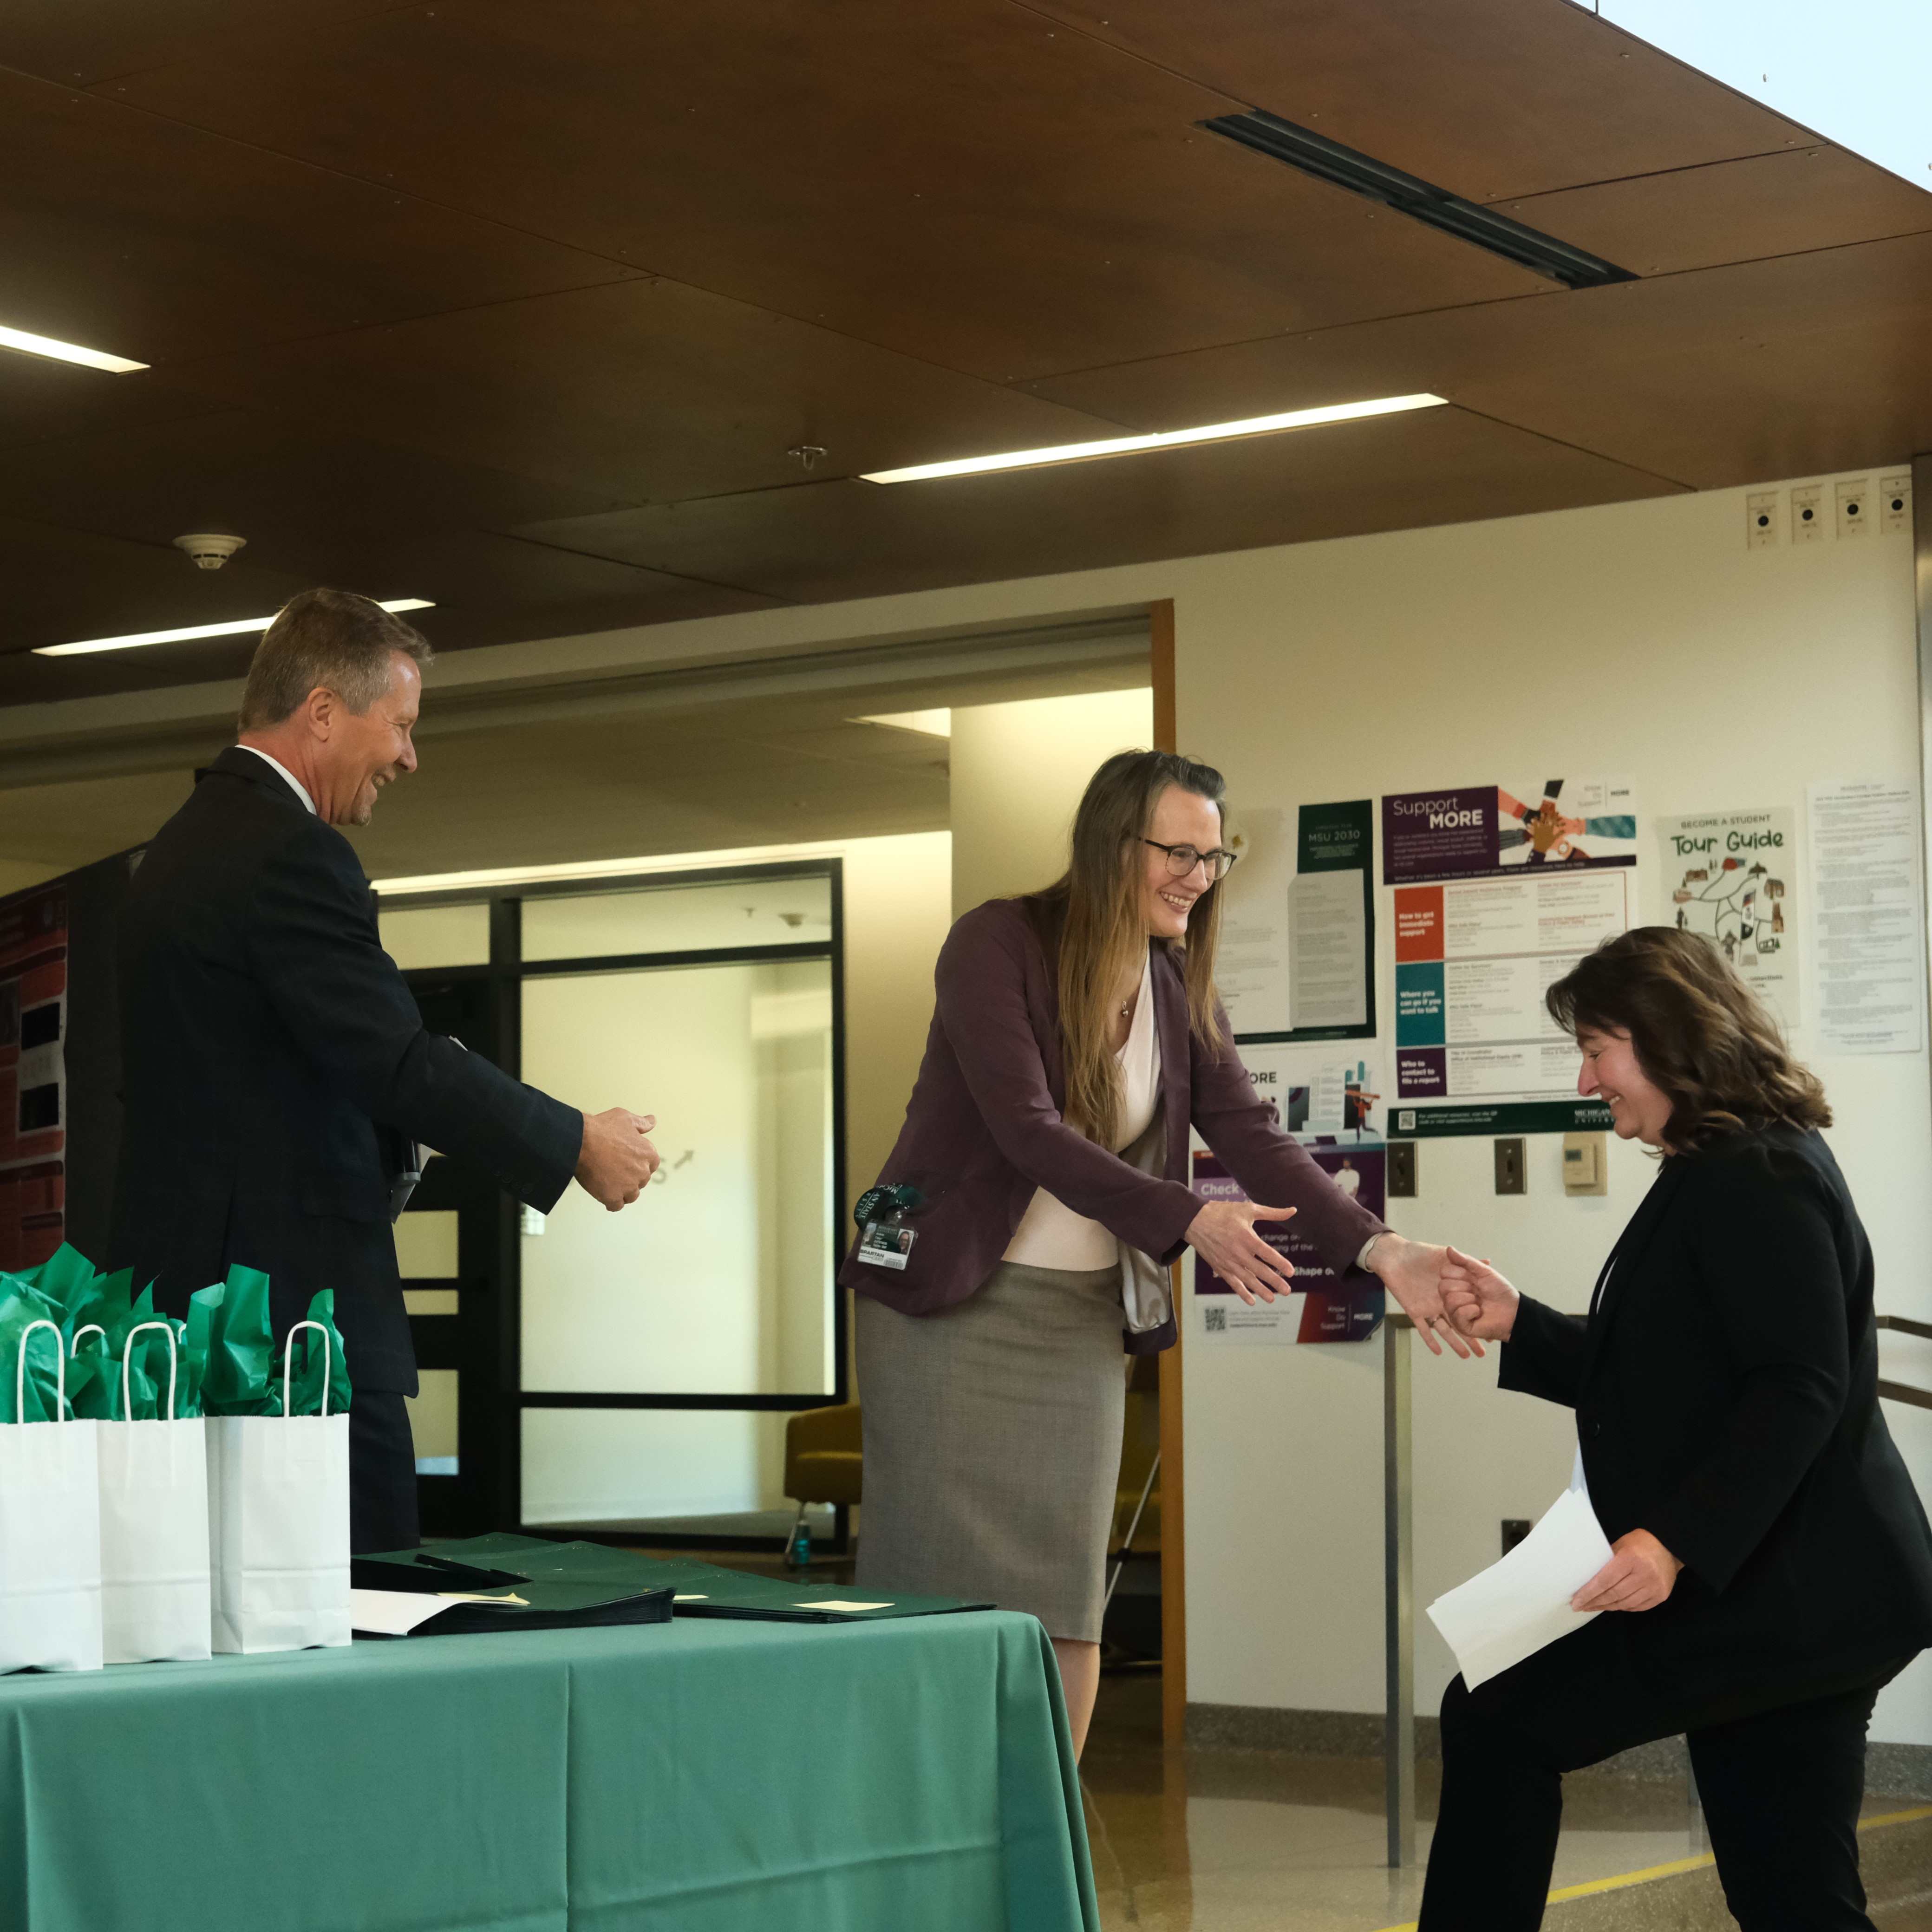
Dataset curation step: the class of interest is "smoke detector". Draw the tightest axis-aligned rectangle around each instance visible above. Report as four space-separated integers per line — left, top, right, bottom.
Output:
173 532 246 570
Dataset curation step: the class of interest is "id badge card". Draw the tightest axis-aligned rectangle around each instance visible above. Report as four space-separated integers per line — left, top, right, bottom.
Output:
857 1219 917 1271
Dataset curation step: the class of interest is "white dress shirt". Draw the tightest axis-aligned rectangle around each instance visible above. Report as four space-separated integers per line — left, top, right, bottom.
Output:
236 744 317 816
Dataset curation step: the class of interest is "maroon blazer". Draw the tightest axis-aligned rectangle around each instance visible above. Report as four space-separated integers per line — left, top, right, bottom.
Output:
840 894 1388 1351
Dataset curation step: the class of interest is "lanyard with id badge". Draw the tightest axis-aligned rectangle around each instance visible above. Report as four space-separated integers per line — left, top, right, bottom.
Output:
854 1183 924 1271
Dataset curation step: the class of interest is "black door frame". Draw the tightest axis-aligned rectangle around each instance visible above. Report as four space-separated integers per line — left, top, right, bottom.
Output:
388 858 849 1546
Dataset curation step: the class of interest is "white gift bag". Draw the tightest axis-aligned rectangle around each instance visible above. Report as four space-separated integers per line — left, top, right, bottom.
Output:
0 1319 103 1674
207 1320 351 1655
98 1320 212 1664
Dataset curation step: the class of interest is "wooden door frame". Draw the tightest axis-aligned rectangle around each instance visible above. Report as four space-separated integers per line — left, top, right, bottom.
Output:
1150 598 1188 1750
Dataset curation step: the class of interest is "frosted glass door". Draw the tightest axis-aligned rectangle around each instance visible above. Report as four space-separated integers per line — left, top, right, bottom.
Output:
519 957 835 1400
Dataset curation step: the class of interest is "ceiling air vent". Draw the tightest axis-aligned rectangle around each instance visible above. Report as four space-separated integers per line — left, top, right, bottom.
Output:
1201 108 1637 291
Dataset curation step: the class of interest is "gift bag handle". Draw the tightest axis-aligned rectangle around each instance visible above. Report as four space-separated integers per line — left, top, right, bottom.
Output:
15 1318 66 1422
281 1320 334 1419
121 1320 180 1423
72 1323 106 1354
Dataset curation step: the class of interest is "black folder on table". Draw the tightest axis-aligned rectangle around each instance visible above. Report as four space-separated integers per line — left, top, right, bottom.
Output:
352 1534 674 1636
355 1533 988 1631
642 1555 992 1624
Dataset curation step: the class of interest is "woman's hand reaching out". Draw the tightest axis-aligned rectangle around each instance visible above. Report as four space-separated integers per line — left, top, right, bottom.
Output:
1185 1201 1298 1303
1366 1235 1483 1360
1439 1246 1521 1343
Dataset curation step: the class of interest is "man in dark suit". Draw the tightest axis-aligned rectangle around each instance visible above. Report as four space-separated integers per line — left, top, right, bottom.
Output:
110 588 660 1552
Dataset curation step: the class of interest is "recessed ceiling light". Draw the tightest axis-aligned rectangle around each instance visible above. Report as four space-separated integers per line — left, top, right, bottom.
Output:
859 394 1448 485
34 599 435 657
0 323 148 374
1201 110 1637 291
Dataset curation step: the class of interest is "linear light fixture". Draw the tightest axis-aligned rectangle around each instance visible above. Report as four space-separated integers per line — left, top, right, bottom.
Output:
0 323 148 374
34 599 435 657
860 393 1448 486
1201 109 1638 291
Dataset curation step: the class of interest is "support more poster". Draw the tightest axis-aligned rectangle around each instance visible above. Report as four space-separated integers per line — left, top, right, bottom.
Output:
1193 1048 1386 1345
1382 778 1636 885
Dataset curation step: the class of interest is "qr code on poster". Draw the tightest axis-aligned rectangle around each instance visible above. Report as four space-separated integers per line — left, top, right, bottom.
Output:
1203 1305 1227 1333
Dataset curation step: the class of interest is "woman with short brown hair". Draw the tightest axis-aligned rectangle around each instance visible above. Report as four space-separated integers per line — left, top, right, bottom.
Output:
842 749 1470 1752
1428 926 1932 1932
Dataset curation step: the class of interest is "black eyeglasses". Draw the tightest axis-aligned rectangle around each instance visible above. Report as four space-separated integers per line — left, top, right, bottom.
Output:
1142 838 1238 882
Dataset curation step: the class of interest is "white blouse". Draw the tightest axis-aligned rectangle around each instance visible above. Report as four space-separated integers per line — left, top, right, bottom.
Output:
1004 949 1162 1272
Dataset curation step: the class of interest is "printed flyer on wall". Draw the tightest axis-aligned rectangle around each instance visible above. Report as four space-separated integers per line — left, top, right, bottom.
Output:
1193 1047 1386 1345
1393 869 1632 1102
1382 778 1637 885
1218 800 1374 1043
1655 808 1799 1029
0 884 68 1274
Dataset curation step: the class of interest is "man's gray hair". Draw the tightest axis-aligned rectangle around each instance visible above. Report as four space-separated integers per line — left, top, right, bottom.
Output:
238 588 433 731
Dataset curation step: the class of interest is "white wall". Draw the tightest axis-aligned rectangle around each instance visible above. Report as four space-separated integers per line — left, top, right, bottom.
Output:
949 689 1156 914
1169 482 1932 1749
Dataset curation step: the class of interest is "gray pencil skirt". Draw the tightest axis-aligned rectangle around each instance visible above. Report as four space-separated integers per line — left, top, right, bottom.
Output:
855 1260 1126 1643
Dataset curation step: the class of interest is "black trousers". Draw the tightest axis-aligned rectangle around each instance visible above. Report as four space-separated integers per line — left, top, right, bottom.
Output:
350 1390 421 1555
1418 1615 1889 1932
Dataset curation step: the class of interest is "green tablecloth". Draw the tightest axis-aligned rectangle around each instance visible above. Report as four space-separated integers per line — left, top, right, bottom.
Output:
0 1609 1098 1932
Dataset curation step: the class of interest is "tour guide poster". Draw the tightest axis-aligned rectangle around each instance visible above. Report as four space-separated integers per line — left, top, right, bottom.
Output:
1381 778 1637 885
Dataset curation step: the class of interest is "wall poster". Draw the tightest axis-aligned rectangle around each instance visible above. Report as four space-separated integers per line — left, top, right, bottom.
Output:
1808 780 1925 1055
1219 799 1374 1044
1655 808 1799 1029
0 886 68 1273
1384 777 1635 1103
1193 1047 1386 1346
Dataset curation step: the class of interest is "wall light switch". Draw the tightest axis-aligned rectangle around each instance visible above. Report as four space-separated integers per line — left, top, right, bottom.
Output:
1881 474 1913 537
1563 1131 1608 1196
1791 484 1825 543
1388 1139 1416 1198
1745 490 1780 549
1494 1137 1525 1195
1836 477 1870 539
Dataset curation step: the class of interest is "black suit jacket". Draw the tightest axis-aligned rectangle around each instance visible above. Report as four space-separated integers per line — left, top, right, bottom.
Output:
107 748 582 1393
1501 1123 1932 1707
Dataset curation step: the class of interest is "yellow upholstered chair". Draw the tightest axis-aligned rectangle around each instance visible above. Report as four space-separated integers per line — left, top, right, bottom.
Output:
784 1403 862 1552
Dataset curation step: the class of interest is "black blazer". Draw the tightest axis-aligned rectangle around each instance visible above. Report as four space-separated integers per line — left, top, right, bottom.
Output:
1502 1123 1932 1708
107 749 582 1394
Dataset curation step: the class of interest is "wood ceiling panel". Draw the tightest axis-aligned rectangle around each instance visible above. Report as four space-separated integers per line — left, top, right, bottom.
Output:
1500 148 1932 280
0 66 635 367
1028 232 1932 489
103 0 1549 384
158 279 1141 504
0 2 405 87
1025 0 1817 200
511 406 1683 605
0 359 225 461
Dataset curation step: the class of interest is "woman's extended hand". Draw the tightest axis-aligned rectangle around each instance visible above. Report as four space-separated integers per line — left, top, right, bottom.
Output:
1367 1235 1482 1360
1185 1201 1298 1303
1440 1246 1521 1343
1572 1529 1683 1613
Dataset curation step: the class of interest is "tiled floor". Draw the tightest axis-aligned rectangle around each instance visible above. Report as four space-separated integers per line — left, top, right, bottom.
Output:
1080 1672 1932 1931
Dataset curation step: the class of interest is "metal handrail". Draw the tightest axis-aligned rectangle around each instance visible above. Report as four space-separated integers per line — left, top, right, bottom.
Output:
1877 1314 1932 1410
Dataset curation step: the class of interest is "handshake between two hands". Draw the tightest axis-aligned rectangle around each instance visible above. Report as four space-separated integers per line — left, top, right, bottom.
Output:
1180 1208 1684 1613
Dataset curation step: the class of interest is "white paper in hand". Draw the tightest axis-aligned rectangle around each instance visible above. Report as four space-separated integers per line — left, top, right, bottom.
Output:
1425 1488 1613 1691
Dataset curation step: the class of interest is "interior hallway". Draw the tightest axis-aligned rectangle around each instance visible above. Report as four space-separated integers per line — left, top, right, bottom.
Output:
1080 1673 1932 1932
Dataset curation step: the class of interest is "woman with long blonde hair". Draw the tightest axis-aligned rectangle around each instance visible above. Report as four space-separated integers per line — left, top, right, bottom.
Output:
843 750 1468 1752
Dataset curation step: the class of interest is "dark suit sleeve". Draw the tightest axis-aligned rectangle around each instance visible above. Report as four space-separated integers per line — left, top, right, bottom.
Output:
934 905 1203 1257
1189 1017 1385 1275
246 824 583 1210
1641 1145 1852 1593
1497 1298 1590 1408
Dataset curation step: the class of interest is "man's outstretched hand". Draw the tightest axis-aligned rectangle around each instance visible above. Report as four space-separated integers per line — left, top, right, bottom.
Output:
574 1108 660 1211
